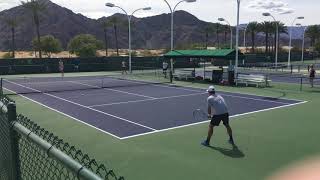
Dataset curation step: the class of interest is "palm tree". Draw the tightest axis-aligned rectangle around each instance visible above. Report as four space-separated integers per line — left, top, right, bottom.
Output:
204 24 215 49
306 25 320 47
260 21 274 54
215 23 223 49
21 0 47 58
222 25 229 46
272 22 287 53
109 16 120 56
246 22 260 53
101 20 109 57
3 17 19 58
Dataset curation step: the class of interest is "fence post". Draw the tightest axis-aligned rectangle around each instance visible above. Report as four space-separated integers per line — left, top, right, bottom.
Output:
169 70 173 83
0 78 3 97
7 102 21 180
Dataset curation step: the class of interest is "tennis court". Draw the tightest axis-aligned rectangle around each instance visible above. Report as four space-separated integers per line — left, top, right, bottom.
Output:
2 75 305 139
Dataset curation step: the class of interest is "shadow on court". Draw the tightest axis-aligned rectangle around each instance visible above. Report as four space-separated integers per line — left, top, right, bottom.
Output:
209 145 245 158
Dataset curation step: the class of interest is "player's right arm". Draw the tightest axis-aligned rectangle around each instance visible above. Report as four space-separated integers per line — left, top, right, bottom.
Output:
207 98 212 118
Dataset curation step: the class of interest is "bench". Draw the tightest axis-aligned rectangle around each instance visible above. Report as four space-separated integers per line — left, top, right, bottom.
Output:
235 74 271 87
173 70 195 81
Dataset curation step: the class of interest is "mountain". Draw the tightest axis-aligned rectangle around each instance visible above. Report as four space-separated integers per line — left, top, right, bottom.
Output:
0 0 310 51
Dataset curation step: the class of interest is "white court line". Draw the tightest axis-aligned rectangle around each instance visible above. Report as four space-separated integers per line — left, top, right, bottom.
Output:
152 84 291 105
109 78 294 105
69 81 157 99
151 83 304 104
4 87 123 140
222 94 291 105
160 83 305 103
120 100 308 140
3 79 308 140
89 92 207 107
4 80 157 131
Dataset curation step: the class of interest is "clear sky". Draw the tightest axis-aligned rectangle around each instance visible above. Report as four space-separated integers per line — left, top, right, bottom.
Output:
0 0 319 26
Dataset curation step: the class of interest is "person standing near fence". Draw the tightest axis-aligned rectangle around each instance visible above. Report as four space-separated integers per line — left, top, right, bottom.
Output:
309 65 316 88
121 61 127 75
59 60 64 78
162 61 169 78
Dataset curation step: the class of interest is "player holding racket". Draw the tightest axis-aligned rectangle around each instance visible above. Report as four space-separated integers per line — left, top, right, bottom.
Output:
201 86 235 147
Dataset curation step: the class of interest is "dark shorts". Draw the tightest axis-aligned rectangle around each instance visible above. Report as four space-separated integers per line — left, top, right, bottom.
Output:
210 113 229 126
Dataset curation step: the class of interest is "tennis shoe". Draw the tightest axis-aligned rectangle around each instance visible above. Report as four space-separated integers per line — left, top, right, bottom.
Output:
201 140 210 147
228 139 235 145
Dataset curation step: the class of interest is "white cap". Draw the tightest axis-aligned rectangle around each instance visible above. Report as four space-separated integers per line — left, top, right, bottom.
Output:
206 86 215 93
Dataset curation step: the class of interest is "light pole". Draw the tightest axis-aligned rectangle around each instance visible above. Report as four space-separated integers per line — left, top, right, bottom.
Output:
106 3 151 73
263 12 279 69
288 16 304 66
218 18 233 49
296 23 308 62
235 0 240 79
163 0 196 74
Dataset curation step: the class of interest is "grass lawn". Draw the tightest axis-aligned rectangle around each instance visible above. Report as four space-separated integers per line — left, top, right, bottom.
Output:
4 72 320 180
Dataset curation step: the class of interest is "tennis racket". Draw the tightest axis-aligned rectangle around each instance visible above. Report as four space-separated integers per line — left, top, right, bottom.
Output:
193 109 209 122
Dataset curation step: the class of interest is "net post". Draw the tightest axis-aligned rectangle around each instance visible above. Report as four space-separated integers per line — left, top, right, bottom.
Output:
7 102 22 180
300 77 303 91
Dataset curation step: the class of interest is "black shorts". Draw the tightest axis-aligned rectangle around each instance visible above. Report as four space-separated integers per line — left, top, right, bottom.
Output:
210 113 229 126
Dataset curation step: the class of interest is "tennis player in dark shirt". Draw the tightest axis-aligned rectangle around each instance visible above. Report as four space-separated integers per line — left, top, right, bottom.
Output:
309 65 316 88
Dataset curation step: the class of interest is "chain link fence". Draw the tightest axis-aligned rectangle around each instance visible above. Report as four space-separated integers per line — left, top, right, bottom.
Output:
0 95 124 180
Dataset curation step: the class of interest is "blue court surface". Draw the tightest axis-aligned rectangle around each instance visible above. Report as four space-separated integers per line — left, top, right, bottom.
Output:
3 76 306 139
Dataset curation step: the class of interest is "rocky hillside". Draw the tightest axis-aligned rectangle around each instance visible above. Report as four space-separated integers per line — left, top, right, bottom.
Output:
0 0 309 51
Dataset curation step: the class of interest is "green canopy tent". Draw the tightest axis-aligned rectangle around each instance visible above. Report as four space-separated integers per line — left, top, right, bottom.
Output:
163 49 244 65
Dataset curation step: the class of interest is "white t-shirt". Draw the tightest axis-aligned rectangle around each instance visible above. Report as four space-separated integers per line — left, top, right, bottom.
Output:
163 62 168 69
122 61 126 68
207 95 228 115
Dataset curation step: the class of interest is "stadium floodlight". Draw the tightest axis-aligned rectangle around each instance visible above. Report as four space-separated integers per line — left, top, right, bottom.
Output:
218 17 233 49
262 12 271 17
105 3 151 73
143 7 152 10
162 0 197 77
105 3 115 7
288 16 305 66
262 12 279 69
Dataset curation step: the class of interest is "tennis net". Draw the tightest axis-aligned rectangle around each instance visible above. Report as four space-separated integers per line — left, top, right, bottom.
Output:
1 71 171 95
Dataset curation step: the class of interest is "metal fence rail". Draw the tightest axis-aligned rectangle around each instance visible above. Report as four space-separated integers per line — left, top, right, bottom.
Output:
0 96 124 180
